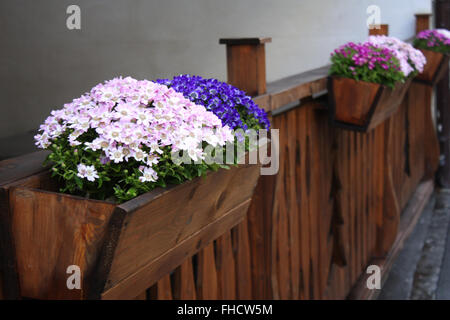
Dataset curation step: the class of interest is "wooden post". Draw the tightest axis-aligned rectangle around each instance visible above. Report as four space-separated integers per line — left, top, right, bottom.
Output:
220 37 273 299
435 0 450 187
415 13 432 33
369 25 401 257
219 37 271 97
368 24 389 36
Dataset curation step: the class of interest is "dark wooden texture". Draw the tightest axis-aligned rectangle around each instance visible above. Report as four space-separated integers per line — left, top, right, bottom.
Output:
435 0 450 187
415 49 450 85
415 13 431 34
0 151 50 299
0 161 261 300
328 77 411 131
98 163 261 300
220 38 271 97
368 24 389 36
348 180 434 299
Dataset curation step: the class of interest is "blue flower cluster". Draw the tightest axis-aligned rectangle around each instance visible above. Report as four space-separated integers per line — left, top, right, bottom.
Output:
156 75 270 131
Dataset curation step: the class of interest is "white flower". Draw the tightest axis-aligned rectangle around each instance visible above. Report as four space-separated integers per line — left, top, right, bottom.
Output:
436 29 450 39
133 150 147 162
139 167 158 183
85 165 99 182
108 147 125 163
77 163 88 179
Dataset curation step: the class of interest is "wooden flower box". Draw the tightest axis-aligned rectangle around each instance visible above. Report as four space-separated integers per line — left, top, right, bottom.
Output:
328 76 412 132
0 155 263 300
415 49 449 86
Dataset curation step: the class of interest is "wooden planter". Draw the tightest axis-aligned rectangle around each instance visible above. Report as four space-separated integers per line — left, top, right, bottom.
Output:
415 49 449 86
0 160 263 300
328 76 412 132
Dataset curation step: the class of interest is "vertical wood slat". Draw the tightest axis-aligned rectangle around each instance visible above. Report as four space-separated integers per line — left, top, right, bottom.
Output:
172 259 197 300
215 231 236 299
196 243 218 299
156 275 173 300
287 110 300 300
233 219 253 299
297 106 311 300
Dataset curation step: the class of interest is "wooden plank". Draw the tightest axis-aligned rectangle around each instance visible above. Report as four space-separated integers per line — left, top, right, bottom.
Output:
268 69 328 112
134 291 147 300
275 113 291 299
246 157 277 299
375 118 401 257
156 275 173 300
420 83 440 180
104 163 261 293
349 132 357 283
306 105 321 299
0 151 49 187
196 242 218 299
0 151 50 299
296 106 311 299
0 188 20 299
287 109 300 299
172 259 197 300
215 231 236 299
100 199 251 300
9 187 116 299
348 180 434 299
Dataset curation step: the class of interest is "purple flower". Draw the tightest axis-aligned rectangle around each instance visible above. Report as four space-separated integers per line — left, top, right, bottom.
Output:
156 75 270 131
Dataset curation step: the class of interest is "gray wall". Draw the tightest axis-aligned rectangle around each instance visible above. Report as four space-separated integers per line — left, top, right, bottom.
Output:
0 0 431 145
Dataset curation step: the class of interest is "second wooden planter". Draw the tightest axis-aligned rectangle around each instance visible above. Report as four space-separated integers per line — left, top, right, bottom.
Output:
414 49 449 86
0 158 263 300
328 76 412 132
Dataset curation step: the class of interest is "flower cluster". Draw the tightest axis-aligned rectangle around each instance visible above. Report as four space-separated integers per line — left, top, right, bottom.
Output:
414 29 450 54
330 41 405 88
157 75 270 131
35 77 234 202
368 36 426 77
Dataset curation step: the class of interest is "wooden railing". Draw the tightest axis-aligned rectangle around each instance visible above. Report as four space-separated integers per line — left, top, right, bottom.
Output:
0 14 439 300
145 18 438 300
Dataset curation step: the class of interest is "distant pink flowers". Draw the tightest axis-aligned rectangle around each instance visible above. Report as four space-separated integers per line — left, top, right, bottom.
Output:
333 42 400 71
35 77 234 183
368 36 426 76
417 29 450 47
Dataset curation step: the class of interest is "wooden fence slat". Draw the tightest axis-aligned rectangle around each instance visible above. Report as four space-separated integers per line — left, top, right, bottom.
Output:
287 109 300 300
296 106 311 300
157 275 173 300
215 231 236 299
234 219 253 299
196 242 218 299
172 259 197 300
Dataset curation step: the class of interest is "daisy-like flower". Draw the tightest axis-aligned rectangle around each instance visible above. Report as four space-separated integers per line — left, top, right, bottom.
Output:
84 165 99 182
139 167 158 183
77 163 88 179
108 147 125 163
368 36 426 76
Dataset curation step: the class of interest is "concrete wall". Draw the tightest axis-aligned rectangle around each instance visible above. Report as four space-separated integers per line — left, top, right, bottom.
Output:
0 0 431 147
